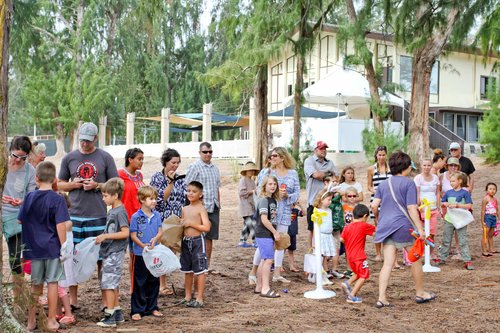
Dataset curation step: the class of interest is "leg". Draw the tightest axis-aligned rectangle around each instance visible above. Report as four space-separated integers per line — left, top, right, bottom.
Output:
69 285 78 308
7 234 24 299
378 243 396 304
129 251 134 293
46 282 60 330
195 273 206 303
439 222 454 261
481 226 489 254
28 284 43 330
184 273 194 300
260 259 273 294
102 290 116 311
255 260 264 293
350 277 366 297
145 274 160 314
288 250 298 271
58 287 73 318
453 231 460 257
456 226 471 262
206 239 213 267
239 217 252 243
373 218 382 261
307 205 314 248
130 256 148 317
488 228 495 253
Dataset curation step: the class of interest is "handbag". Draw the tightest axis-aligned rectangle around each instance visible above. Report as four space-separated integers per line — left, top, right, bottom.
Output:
2 164 30 239
274 233 291 250
303 249 316 274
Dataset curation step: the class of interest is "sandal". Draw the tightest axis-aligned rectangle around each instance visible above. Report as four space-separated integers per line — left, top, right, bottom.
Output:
375 300 394 308
187 300 204 308
482 253 492 257
152 310 164 317
58 315 76 325
131 313 142 321
260 290 280 298
174 298 191 306
415 292 437 304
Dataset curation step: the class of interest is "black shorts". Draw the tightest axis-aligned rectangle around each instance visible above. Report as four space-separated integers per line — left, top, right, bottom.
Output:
180 235 208 275
307 205 315 231
205 206 220 240
287 235 297 251
7 233 22 274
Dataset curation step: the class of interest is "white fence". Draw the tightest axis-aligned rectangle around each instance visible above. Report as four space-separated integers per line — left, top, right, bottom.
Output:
103 140 251 159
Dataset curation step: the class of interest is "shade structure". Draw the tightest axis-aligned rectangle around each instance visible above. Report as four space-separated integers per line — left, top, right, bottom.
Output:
268 105 345 119
282 65 404 118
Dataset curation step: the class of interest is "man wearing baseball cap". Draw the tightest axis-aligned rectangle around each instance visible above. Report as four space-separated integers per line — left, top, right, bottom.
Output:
304 141 339 247
58 122 118 309
448 142 475 192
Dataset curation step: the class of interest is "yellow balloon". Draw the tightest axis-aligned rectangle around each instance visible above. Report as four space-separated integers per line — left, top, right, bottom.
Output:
311 207 328 226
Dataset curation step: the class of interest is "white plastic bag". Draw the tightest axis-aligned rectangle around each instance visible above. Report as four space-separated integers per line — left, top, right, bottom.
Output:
445 208 474 229
303 253 316 274
143 244 181 277
73 237 100 283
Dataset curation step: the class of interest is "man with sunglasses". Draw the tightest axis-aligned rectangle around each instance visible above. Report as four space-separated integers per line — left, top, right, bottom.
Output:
448 142 475 192
304 141 339 247
58 122 118 309
185 142 221 268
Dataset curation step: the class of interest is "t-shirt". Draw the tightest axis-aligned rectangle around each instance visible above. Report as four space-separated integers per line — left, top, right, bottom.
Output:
255 197 277 239
339 182 363 195
318 208 333 234
18 190 70 260
373 176 417 244
2 163 36 217
129 209 163 256
442 188 473 205
99 205 129 257
341 221 375 262
58 148 118 218
118 169 144 221
459 156 475 176
304 155 338 206
414 174 440 209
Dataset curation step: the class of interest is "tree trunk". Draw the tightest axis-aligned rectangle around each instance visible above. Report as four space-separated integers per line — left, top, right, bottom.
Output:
0 0 29 331
54 121 66 158
293 54 304 156
254 66 268 169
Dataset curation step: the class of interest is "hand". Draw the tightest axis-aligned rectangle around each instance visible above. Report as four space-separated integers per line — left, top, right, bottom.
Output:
181 219 190 228
2 195 13 204
166 170 176 181
279 188 288 199
83 179 97 191
274 232 281 241
95 234 106 244
417 227 425 240
60 241 73 262
149 237 156 249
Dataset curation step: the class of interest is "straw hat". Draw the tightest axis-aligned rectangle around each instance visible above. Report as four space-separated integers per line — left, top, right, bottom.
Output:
240 162 260 175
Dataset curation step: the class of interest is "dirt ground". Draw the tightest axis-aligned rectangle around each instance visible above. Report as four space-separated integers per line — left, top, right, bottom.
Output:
3 154 500 333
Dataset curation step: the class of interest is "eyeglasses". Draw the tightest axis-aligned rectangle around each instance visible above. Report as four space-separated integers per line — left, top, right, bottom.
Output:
80 139 92 143
270 154 279 158
201 150 213 154
448 164 459 167
347 195 357 198
449 148 458 151
11 152 28 160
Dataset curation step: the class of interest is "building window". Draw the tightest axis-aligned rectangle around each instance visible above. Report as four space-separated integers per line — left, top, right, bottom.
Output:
271 62 283 111
400 56 439 94
442 112 480 142
243 130 249 140
320 35 335 76
480 75 496 99
468 116 479 142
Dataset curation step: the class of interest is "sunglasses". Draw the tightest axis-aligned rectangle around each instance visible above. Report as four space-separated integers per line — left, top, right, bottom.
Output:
449 148 458 151
11 152 28 160
270 154 280 158
347 195 357 198
377 146 387 151
201 150 213 154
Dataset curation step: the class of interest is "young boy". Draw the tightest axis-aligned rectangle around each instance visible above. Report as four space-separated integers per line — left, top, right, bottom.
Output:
19 161 69 332
179 181 211 308
340 204 375 304
95 178 130 327
130 185 163 321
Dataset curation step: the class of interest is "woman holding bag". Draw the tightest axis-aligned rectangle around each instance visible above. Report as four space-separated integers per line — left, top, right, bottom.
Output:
371 151 436 308
2 136 36 298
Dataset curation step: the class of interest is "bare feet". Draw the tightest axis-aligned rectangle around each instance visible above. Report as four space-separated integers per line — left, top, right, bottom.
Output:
152 310 164 317
375 255 382 262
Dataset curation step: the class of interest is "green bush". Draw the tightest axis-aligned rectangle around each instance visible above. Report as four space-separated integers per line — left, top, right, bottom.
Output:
479 77 500 164
361 122 408 163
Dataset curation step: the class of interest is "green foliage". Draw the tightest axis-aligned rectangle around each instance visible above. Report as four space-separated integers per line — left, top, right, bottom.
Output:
361 122 408 163
479 77 500 164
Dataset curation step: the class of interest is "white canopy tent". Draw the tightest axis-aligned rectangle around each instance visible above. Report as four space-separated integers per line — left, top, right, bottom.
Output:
282 65 404 119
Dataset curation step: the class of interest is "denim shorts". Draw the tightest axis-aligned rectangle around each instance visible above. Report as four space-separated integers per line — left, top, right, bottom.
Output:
485 214 497 228
256 238 274 260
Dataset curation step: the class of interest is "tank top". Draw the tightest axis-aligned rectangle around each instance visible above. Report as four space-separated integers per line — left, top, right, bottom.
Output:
414 174 440 209
370 163 391 218
485 196 498 215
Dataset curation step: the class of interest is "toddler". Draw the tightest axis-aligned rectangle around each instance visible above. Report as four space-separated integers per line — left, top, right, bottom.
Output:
238 162 259 247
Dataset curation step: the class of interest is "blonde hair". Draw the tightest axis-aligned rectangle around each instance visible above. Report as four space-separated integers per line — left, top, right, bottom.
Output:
259 176 280 201
451 172 468 188
137 185 158 202
271 147 296 169
313 189 333 208
344 186 358 195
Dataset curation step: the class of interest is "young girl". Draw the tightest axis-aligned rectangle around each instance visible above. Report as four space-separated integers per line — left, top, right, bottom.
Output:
313 189 337 283
481 183 499 256
254 176 281 298
438 172 474 270
238 162 260 248
338 167 364 202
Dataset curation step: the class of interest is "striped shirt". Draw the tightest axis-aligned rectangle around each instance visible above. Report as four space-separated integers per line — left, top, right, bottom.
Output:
185 159 221 213
370 163 391 219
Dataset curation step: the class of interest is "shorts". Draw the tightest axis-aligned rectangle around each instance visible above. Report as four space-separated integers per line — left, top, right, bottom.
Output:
485 214 497 228
383 237 413 250
256 238 274 260
349 259 370 279
420 209 439 235
100 251 125 289
7 233 22 275
180 235 208 275
205 206 220 240
31 258 65 285
307 205 314 231
71 217 107 244
287 235 297 251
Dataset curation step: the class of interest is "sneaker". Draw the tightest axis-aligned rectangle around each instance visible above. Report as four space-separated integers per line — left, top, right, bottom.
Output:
96 310 116 327
346 295 362 304
330 270 345 279
464 261 474 270
272 275 291 283
114 307 125 323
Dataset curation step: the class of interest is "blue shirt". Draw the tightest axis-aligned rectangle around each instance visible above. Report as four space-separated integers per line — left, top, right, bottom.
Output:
442 188 472 204
129 209 162 256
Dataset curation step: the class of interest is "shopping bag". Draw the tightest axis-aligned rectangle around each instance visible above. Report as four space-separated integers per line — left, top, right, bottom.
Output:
274 233 291 250
407 239 424 263
160 214 184 253
73 237 100 283
143 244 181 277
303 252 316 274
445 208 474 229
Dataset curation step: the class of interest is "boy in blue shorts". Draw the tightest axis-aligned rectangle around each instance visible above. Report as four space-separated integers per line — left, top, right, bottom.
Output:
19 161 70 332
179 181 211 308
95 178 130 327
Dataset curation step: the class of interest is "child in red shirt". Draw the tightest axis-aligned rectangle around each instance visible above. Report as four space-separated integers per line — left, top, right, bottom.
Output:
340 204 375 304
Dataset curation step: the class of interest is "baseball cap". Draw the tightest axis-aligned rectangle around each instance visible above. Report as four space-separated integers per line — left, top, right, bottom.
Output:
79 122 98 141
449 142 460 150
446 157 460 166
315 141 328 150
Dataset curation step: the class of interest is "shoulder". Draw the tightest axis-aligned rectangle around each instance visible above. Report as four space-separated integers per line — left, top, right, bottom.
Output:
288 169 299 178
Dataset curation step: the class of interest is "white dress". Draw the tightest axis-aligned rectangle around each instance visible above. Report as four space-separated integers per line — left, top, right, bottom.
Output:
317 208 337 257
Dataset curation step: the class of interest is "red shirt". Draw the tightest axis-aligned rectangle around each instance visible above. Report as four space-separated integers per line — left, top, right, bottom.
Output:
341 221 375 262
118 168 145 221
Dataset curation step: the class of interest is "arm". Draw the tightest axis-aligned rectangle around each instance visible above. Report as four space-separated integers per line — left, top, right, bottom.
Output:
371 198 381 220
468 173 474 193
56 221 68 245
304 157 325 181
408 205 425 239
95 226 130 244
130 232 146 249
260 213 280 241
57 179 84 192
284 171 301 205
238 179 253 198
367 166 374 193
481 198 487 227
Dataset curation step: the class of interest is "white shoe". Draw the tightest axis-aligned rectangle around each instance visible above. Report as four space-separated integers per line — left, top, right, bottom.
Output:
248 275 257 285
272 275 291 283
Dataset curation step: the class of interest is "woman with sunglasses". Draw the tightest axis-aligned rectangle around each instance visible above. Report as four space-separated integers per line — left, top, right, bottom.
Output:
367 146 391 261
2 136 36 298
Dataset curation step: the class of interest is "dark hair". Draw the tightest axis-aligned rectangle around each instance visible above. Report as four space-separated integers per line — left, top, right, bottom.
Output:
485 182 497 192
373 145 387 162
36 161 56 183
101 177 125 200
199 142 212 150
353 204 370 219
432 149 445 163
388 150 411 175
10 136 32 155
188 181 203 191
125 148 144 167
161 148 181 167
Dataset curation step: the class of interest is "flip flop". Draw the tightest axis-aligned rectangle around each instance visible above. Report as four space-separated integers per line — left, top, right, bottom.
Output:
254 290 261 294
260 290 280 298
375 300 394 308
482 253 492 257
415 292 437 304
